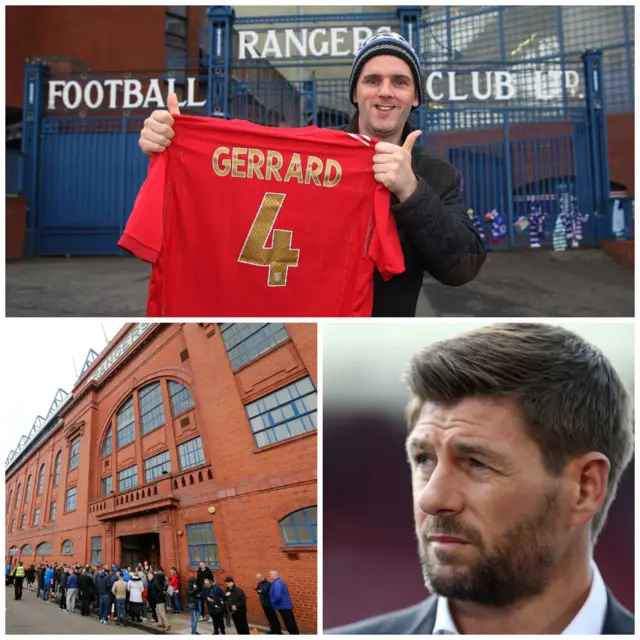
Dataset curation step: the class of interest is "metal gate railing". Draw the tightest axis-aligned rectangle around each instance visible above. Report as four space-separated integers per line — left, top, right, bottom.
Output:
20 7 616 255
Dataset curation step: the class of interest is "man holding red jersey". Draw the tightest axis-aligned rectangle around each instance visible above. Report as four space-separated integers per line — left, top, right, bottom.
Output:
138 31 486 317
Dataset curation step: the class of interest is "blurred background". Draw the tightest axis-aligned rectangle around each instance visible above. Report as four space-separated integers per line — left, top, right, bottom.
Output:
323 320 635 629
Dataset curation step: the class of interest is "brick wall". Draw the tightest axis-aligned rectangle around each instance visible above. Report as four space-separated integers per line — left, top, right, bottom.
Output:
6 197 26 259
5 322 317 631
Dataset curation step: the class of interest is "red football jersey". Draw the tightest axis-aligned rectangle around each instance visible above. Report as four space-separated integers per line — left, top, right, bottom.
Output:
118 115 405 317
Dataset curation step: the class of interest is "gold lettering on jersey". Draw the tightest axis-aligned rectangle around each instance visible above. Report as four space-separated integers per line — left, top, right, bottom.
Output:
238 192 300 287
283 153 303 184
323 159 342 188
304 156 323 186
247 149 265 180
212 146 342 188
232 147 248 178
212 146 231 177
265 150 284 182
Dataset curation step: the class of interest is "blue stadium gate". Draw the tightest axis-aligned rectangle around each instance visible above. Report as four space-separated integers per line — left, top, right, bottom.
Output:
21 6 614 255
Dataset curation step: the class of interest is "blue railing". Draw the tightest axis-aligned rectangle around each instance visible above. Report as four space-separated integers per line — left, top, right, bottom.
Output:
6 149 23 195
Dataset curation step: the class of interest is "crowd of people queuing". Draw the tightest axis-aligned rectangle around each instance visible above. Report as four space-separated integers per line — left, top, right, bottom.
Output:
7 560 300 635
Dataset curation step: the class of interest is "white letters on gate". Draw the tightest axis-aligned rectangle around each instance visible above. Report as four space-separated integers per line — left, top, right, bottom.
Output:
123 80 144 108
62 81 82 109
143 79 165 109
238 30 260 59
84 80 104 109
262 30 283 58
494 71 515 100
471 71 492 100
104 80 124 109
48 81 66 110
309 29 329 56
426 72 444 101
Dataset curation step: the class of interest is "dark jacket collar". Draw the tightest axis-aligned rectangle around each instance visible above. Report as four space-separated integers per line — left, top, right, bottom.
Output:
422 588 634 634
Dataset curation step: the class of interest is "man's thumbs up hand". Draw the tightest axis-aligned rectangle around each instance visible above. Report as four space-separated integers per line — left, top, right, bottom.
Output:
373 130 422 202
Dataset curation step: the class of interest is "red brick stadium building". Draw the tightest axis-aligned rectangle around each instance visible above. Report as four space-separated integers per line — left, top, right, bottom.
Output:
5 322 318 631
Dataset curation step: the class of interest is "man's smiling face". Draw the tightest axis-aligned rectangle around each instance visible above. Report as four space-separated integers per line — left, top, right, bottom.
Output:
354 55 419 142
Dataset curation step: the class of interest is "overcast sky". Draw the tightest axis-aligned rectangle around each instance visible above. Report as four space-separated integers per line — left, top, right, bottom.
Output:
3 320 126 464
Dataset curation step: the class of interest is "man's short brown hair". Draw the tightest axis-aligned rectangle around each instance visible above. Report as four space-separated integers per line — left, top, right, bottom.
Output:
404 323 633 543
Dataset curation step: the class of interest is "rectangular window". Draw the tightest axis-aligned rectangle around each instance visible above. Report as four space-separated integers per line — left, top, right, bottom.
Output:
186 522 220 568
50 501 57 521
140 382 166 435
118 465 138 492
91 536 102 564
69 436 81 470
177 437 205 471
245 376 317 448
102 431 112 457
117 397 136 448
33 508 40 526
20 514 26 529
65 487 77 512
220 323 289 370
11 519 16 532
144 450 171 482
102 476 113 497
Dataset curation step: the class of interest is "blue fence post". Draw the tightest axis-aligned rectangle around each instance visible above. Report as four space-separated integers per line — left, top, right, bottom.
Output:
398 6 423 144
21 60 49 257
207 6 234 118
397 6 422 56
582 50 610 243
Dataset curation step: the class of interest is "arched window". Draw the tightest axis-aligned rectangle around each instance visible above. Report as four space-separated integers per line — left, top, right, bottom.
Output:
279 507 317 546
35 542 52 556
8 546 18 559
21 544 33 555
102 430 112 457
24 475 32 503
37 464 46 496
14 484 21 508
139 382 166 434
53 451 62 487
168 381 194 417
7 489 12 512
61 540 74 555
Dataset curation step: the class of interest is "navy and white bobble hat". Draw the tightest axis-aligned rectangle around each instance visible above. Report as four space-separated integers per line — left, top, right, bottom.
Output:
349 30 424 109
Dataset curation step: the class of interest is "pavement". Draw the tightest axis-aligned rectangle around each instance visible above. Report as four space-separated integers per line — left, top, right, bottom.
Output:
6 585 269 635
5 249 633 317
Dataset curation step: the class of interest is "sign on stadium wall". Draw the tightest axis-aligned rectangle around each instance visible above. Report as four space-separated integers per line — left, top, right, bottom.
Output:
85 322 153 385
46 69 582 111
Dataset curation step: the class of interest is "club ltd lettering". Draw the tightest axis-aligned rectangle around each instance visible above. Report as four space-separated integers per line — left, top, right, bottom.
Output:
212 147 342 188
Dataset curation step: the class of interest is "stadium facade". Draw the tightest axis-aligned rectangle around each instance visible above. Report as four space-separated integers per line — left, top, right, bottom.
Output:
5 5 634 257
5 322 318 631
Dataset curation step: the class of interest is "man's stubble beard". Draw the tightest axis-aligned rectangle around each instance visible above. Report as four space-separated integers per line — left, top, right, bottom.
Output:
417 489 560 607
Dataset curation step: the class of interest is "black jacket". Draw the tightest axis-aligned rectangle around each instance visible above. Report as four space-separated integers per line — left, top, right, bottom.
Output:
225 584 247 613
59 572 68 589
327 588 634 635
79 573 94 598
196 566 214 590
187 583 201 611
255 579 272 607
338 116 486 317
151 572 166 601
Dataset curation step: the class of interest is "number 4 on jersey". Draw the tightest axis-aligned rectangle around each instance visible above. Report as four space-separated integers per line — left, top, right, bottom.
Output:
238 192 300 287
